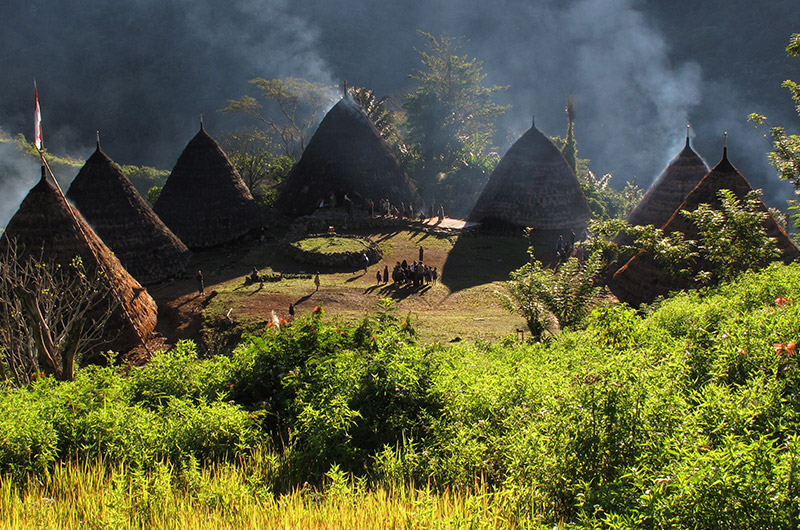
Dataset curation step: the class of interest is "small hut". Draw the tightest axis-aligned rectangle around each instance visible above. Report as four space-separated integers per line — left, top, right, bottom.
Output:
66 141 191 285
154 123 262 249
627 128 709 229
275 93 419 216
612 142 799 307
2 172 158 353
468 118 592 232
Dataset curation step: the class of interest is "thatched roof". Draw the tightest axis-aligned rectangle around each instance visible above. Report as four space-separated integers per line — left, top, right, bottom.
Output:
612 146 799 307
468 120 592 230
66 144 191 285
275 96 419 216
153 124 262 249
627 134 709 229
1 173 158 352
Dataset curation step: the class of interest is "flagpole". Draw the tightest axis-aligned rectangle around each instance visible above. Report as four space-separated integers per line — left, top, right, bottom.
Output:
34 79 43 152
34 79 46 183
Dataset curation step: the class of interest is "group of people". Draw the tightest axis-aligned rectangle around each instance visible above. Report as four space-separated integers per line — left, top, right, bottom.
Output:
382 260 438 287
371 197 415 219
371 246 437 288
367 198 446 222
317 192 449 225
555 230 588 265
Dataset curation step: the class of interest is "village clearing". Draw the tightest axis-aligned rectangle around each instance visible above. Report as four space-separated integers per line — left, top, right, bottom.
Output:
151 224 532 350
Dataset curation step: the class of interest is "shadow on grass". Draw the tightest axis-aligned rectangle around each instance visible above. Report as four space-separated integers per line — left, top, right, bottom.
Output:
363 283 432 300
440 233 531 293
293 292 316 306
345 271 368 282
373 230 403 243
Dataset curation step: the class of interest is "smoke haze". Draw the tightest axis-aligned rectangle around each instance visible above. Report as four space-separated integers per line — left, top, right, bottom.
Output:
1 0 798 226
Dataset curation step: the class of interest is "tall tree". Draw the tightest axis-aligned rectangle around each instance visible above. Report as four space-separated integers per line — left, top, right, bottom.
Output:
222 77 334 159
403 32 509 199
221 128 293 205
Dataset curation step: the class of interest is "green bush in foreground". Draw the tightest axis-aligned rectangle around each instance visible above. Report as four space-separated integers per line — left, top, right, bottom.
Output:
4 264 800 528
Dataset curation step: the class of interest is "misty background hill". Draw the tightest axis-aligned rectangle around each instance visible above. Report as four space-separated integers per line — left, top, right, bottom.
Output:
1 0 798 227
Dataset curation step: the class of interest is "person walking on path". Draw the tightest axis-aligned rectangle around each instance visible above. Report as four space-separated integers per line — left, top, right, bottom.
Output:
419 245 424 263
314 272 320 292
362 252 369 274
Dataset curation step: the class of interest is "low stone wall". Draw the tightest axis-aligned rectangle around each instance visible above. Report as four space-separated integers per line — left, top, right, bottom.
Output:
285 234 383 269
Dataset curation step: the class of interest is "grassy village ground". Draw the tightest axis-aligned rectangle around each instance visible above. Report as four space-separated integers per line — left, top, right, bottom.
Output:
150 218 535 351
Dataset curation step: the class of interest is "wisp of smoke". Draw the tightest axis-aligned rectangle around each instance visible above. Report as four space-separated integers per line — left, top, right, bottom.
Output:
0 142 39 228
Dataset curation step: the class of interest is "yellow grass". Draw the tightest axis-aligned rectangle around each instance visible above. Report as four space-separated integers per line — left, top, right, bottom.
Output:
0 460 548 529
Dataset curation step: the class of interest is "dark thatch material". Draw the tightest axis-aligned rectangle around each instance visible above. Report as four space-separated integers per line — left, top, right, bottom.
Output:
66 144 191 285
627 135 709 229
1 173 158 353
468 121 592 231
153 124 263 249
275 96 419 216
611 147 799 307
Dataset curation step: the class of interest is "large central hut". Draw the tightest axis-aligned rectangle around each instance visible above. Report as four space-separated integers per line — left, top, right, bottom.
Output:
275 91 419 216
66 141 191 285
612 141 799 307
1 171 158 354
626 128 710 230
153 123 263 249
468 118 592 233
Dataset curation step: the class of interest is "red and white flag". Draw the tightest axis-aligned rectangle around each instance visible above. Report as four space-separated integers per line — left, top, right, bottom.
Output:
34 80 43 150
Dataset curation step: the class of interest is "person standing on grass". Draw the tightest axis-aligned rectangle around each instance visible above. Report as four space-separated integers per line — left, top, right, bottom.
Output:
196 270 204 294
383 265 389 284
314 272 320 291
362 252 369 273
419 245 424 262
376 269 383 284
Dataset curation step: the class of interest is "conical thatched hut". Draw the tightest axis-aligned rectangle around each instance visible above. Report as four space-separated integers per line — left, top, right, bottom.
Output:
468 119 592 231
153 124 262 249
612 144 799 307
627 131 709 229
1 172 158 353
66 142 191 285
275 95 419 216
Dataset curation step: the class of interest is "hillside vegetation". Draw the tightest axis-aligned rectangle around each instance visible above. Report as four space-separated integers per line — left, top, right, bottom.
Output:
3 262 800 528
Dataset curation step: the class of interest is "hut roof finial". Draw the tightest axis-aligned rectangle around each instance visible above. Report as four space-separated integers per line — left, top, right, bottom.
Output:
96 130 100 150
685 124 690 147
343 80 348 98
532 115 535 128
200 114 204 131
723 131 728 159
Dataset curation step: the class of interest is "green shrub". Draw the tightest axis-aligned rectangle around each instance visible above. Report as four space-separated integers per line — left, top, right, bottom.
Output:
128 340 234 406
0 384 59 477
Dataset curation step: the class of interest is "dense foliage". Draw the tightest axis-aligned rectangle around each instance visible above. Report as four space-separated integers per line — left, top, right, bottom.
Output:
402 31 509 215
5 264 800 527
